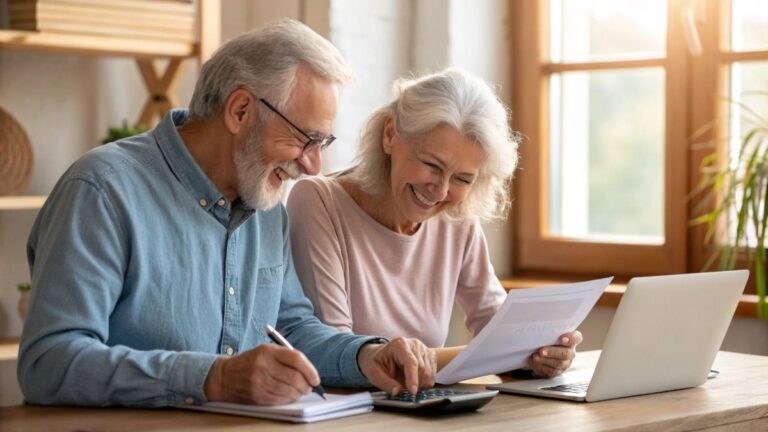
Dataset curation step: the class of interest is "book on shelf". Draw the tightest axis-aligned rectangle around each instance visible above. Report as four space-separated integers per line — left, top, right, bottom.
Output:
8 20 195 42
7 0 196 42
181 392 374 423
8 0 194 16
9 3 195 29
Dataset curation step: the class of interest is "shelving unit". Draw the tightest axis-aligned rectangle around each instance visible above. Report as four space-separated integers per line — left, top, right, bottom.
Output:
0 29 197 57
0 0 221 210
0 196 47 210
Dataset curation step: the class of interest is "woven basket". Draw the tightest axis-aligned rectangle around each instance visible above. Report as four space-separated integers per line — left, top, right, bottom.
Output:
0 107 33 195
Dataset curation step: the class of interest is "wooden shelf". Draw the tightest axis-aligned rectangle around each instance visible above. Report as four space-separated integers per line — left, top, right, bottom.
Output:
0 29 198 59
0 196 46 210
0 339 19 361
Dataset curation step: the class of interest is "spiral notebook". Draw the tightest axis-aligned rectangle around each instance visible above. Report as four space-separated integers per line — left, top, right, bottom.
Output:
182 392 373 423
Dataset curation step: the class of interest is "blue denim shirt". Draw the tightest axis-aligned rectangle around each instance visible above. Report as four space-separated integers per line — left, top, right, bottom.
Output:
19 110 375 407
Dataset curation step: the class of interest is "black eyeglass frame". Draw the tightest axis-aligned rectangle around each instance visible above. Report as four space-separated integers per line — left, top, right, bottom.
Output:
258 98 336 153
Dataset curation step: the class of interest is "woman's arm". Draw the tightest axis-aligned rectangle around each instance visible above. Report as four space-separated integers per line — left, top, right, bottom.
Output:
434 346 465 371
286 179 354 331
455 222 507 335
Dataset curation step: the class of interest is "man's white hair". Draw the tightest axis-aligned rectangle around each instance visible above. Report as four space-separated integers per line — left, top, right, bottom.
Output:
350 68 520 222
189 19 353 119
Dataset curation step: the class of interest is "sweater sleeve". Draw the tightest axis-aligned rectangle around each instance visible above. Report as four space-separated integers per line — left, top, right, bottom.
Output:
454 221 507 336
286 179 354 332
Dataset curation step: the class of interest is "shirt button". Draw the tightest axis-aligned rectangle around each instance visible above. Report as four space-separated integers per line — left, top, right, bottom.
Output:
228 287 235 296
226 346 234 356
217 198 226 206
199 198 207 207
185 397 195 405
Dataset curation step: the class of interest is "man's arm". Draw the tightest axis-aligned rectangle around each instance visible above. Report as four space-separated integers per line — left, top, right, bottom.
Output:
19 177 216 407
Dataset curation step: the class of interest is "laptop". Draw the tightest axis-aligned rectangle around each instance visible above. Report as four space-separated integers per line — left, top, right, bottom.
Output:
488 270 748 402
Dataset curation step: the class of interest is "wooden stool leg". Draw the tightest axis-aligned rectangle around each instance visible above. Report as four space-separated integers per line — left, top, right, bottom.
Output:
136 58 187 127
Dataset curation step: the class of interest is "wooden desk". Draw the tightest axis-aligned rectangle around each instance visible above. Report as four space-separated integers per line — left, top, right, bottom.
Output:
2 351 767 431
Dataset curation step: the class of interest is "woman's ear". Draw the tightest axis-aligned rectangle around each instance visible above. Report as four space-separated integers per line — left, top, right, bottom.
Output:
382 116 396 155
223 88 255 134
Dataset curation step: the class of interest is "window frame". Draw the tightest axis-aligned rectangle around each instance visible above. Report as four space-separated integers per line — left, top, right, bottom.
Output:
510 0 690 277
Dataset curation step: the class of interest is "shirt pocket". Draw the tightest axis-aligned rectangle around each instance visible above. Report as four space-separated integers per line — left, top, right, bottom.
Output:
253 265 284 325
257 264 284 288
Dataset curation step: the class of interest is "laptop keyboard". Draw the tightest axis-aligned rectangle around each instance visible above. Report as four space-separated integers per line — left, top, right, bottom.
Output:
542 381 590 393
386 389 475 402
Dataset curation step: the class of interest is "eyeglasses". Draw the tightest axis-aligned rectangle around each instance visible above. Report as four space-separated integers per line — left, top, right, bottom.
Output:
259 98 336 153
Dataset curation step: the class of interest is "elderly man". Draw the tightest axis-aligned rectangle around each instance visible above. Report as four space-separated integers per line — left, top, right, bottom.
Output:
19 19 435 407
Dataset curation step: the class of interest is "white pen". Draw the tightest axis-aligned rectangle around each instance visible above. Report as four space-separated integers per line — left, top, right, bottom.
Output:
265 324 326 399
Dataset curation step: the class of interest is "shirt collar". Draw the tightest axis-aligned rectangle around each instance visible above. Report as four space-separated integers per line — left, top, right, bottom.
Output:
153 109 229 214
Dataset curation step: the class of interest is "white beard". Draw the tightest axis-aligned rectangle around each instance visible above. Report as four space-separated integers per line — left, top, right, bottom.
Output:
235 128 302 210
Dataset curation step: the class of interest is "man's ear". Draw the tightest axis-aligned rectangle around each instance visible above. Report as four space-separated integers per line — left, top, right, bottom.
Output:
382 116 396 155
223 88 255 134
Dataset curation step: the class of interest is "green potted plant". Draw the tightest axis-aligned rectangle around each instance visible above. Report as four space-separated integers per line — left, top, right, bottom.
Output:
102 120 147 144
17 283 31 322
692 95 768 319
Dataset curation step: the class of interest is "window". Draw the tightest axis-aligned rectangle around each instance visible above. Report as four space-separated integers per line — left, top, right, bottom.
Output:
511 0 768 281
689 0 768 280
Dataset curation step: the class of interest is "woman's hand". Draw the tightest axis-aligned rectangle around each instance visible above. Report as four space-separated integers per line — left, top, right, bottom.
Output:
527 330 583 378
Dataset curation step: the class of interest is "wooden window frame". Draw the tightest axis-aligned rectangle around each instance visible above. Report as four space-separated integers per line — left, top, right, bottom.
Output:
510 0 691 278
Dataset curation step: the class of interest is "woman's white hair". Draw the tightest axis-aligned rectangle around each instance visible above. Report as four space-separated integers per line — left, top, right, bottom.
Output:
189 19 353 119
350 68 520 222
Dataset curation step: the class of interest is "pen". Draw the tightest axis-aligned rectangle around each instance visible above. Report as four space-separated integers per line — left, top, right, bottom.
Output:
265 324 326 399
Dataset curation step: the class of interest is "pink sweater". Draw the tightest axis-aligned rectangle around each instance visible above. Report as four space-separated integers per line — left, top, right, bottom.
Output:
287 176 506 348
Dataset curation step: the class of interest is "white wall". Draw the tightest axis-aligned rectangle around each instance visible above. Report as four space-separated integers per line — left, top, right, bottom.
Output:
326 0 413 172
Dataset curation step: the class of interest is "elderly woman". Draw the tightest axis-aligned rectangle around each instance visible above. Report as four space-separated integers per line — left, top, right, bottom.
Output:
287 68 581 377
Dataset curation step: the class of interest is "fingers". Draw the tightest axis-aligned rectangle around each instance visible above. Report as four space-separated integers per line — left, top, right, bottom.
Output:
396 338 438 394
215 344 317 405
419 348 437 389
528 345 576 378
355 343 403 395
538 346 574 361
357 338 437 395
272 345 321 387
528 357 563 378
404 360 420 394
389 338 420 394
256 373 307 405
558 331 583 348
526 331 584 378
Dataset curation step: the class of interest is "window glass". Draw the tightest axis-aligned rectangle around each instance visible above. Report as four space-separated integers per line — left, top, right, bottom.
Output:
731 0 768 52
548 68 665 243
550 0 667 63
727 61 768 246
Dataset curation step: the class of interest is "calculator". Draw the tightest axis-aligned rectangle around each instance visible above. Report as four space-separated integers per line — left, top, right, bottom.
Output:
372 388 499 414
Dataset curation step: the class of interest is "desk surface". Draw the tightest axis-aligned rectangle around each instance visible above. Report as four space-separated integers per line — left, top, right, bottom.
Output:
2 350 767 432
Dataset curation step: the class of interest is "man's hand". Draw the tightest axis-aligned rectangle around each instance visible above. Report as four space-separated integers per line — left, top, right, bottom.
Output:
204 344 320 405
357 337 437 395
527 330 583 378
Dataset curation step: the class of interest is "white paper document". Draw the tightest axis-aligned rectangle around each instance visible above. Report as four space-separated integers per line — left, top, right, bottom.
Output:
436 277 613 384
182 391 373 423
